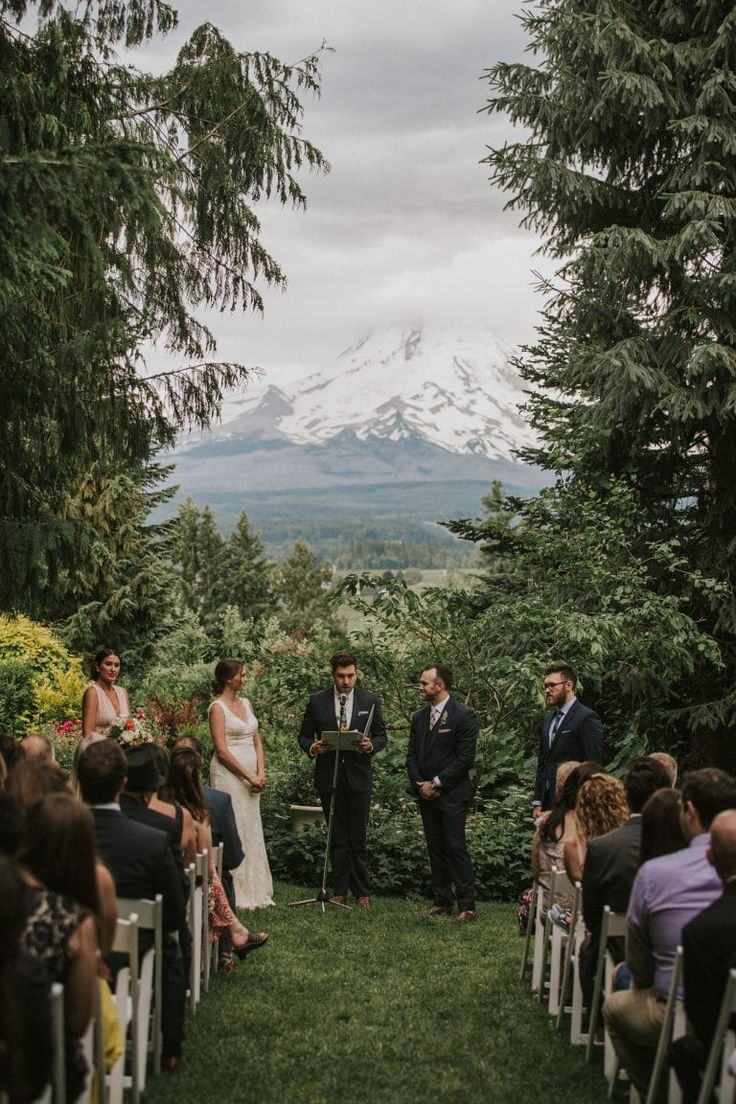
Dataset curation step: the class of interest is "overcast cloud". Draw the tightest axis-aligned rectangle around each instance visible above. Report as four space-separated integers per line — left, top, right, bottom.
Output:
141 0 554 385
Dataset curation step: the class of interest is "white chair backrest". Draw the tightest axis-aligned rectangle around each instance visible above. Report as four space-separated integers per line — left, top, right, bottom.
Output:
109 914 140 1104
116 896 163 1083
50 982 66 1104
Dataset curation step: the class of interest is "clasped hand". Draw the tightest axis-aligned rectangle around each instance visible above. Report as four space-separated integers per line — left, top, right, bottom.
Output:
418 780 440 800
246 772 266 793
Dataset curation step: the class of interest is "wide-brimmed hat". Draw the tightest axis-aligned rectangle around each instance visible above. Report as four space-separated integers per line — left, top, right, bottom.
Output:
124 744 166 792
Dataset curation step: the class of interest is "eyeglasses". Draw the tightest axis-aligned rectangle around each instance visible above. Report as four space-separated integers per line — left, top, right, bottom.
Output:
543 680 567 690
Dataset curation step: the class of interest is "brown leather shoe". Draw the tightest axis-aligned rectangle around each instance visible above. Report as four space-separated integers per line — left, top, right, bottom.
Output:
455 910 476 922
355 896 371 908
427 905 453 917
330 895 347 905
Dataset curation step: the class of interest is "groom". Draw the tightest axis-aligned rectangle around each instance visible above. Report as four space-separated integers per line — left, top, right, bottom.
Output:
298 650 387 907
407 662 478 920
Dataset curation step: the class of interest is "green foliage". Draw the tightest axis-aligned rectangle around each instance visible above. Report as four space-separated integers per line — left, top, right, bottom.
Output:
274 539 342 637
0 660 36 731
483 0 736 765
0 613 87 728
0 0 327 631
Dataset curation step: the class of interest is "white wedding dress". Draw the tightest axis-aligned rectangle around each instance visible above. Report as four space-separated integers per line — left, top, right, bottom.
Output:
208 697 275 910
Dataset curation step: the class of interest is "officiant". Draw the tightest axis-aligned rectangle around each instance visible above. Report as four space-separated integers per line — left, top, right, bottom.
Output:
297 650 387 908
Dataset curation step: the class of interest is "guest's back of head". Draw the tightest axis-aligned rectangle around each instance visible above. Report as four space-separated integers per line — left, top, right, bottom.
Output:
625 757 673 814
78 740 127 805
173 733 204 759
540 760 602 843
19 733 55 764
17 793 100 915
681 768 736 834
5 758 69 811
161 747 208 822
708 809 736 882
575 773 629 843
640 788 687 865
648 751 678 787
0 728 22 779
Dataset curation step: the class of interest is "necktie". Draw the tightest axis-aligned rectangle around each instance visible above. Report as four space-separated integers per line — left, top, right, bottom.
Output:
548 709 563 749
430 706 442 729
339 694 347 732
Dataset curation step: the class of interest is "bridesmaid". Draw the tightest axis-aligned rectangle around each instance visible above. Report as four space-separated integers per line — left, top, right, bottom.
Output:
208 659 275 909
80 648 130 755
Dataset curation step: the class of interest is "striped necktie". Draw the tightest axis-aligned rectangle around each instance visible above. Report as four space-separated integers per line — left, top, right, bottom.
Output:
339 694 347 732
548 709 563 749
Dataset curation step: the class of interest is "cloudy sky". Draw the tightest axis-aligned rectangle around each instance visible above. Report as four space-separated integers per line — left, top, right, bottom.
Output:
144 0 554 385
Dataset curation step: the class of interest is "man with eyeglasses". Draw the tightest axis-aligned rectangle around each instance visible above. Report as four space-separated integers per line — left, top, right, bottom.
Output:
531 661 603 819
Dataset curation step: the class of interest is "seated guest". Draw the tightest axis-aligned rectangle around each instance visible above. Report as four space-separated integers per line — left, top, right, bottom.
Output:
148 744 197 866
78 740 188 1073
172 734 244 965
669 809 736 1104
119 745 188 878
0 727 22 779
18 794 101 1103
639 787 687 864
19 733 55 764
648 751 678 787
580 758 672 1007
162 747 267 959
531 760 596 915
604 768 736 1102
0 854 53 1104
5 758 69 809
564 772 629 883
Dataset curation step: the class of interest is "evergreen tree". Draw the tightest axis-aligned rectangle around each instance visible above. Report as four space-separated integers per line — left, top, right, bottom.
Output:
483 0 736 763
215 512 274 622
276 539 338 636
0 0 327 618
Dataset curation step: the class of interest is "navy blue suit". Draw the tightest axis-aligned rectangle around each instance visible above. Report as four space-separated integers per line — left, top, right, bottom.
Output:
406 698 478 912
533 698 604 807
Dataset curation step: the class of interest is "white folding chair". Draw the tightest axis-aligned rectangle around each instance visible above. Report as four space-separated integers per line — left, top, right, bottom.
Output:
188 860 203 1009
210 842 225 977
586 906 628 1063
117 895 163 1083
106 914 140 1104
644 946 684 1104
530 881 548 996
199 850 211 995
555 881 583 1032
545 868 576 1015
697 967 736 1104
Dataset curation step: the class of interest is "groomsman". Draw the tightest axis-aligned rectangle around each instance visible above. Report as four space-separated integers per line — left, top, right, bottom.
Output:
406 663 478 920
298 651 387 907
532 661 603 815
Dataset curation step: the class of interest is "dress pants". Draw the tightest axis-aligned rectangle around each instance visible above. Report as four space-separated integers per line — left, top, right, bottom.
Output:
604 986 666 1102
319 785 372 898
418 795 475 912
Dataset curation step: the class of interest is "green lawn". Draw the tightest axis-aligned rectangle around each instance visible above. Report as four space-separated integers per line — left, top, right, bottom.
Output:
145 884 608 1104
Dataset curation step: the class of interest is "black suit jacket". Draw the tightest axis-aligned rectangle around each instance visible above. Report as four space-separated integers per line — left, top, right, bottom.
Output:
682 881 736 1051
204 786 244 872
406 698 478 804
533 699 604 804
298 686 387 793
91 807 186 934
582 815 641 965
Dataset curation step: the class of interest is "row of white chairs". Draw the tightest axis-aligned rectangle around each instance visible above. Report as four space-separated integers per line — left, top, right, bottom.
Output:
520 870 736 1104
5 841 225 1104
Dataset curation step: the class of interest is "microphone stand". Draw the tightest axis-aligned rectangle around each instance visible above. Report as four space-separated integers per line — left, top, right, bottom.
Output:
290 705 375 912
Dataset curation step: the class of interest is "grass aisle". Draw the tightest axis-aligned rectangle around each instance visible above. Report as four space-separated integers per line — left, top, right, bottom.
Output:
145 883 608 1104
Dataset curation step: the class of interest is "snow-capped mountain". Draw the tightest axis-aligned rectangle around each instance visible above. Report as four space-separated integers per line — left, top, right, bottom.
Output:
168 325 545 525
187 325 535 461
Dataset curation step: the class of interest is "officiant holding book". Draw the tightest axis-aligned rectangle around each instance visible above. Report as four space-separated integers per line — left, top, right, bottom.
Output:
298 651 387 908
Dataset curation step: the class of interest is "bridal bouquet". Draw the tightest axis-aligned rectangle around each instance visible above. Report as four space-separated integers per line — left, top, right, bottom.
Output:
109 707 154 749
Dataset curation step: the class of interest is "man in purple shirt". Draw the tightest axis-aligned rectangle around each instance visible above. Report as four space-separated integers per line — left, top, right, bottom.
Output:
603 769 736 1101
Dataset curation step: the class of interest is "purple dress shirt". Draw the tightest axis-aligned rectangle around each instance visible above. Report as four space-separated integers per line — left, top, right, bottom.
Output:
626 833 721 997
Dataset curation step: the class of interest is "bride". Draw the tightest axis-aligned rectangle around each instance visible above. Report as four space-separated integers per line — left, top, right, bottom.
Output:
208 659 275 909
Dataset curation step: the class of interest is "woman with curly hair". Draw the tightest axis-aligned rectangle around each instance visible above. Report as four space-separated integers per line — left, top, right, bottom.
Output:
564 772 629 882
